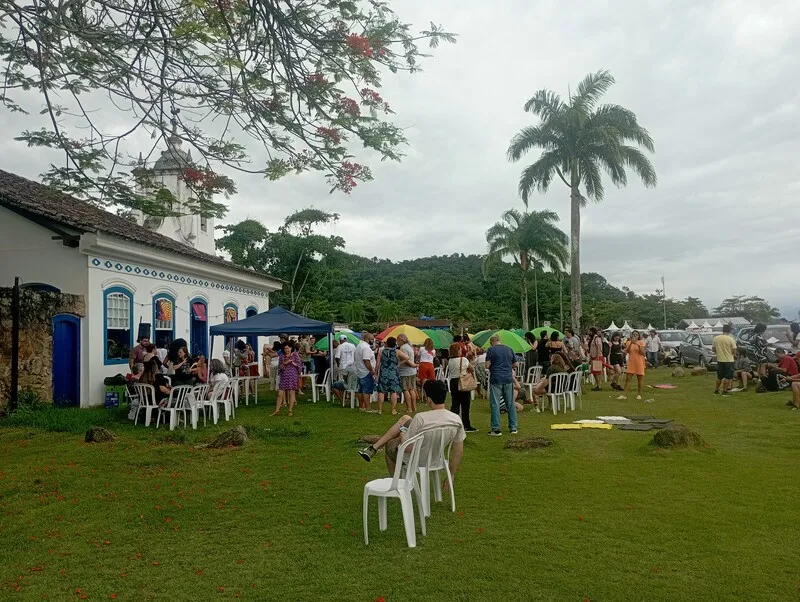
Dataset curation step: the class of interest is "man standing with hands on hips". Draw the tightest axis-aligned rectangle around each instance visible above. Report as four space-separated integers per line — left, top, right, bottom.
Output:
485 334 519 436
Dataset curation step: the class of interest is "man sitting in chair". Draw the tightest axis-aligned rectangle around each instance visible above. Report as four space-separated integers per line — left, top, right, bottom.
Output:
358 380 465 479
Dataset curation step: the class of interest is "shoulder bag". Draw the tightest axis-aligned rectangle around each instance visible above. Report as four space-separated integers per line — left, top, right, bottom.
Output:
458 358 478 392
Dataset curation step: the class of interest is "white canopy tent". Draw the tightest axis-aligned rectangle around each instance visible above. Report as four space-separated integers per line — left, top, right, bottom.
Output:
713 320 725 328
605 321 620 331
701 321 713 330
621 321 633 334
645 323 655 331
686 321 700 331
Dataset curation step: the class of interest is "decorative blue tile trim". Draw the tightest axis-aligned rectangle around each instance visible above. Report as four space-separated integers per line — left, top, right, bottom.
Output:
88 256 269 298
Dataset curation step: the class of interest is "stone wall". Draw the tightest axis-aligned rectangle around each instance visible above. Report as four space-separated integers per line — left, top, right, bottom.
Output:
0 288 85 407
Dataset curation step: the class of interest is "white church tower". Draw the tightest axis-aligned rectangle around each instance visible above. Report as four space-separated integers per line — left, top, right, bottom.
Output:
133 133 217 256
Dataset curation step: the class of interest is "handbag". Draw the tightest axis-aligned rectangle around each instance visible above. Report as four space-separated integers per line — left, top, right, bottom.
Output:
458 358 478 392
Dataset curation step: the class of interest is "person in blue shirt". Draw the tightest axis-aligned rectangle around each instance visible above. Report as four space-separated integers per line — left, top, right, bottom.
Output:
484 334 519 435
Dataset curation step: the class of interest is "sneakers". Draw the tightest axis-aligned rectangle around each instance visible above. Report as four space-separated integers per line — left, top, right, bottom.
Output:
713 390 720 395
636 395 642 400
357 446 376 462
510 430 518 435
465 427 479 433
721 391 732 397
617 395 627 400
591 387 602 392
488 430 502 437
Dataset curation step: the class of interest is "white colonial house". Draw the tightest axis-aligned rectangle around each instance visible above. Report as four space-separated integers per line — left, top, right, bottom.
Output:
0 140 281 408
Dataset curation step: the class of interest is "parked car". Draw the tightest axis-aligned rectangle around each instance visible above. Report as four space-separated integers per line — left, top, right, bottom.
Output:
736 325 793 364
678 332 717 369
657 330 685 366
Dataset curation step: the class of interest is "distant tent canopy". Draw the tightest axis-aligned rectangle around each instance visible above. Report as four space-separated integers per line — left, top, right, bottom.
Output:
209 306 333 337
605 321 619 331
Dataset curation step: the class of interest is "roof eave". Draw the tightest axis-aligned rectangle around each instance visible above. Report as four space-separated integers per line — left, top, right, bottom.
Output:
81 232 283 292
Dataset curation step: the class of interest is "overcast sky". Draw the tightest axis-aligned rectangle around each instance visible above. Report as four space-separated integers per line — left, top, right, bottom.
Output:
2 0 798 318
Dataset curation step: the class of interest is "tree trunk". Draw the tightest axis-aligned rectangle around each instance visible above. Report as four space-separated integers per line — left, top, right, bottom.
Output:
533 263 540 328
521 273 529 331
570 187 582 331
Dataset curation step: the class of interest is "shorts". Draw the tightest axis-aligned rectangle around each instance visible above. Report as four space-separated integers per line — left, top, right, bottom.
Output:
716 362 735 380
385 437 400 465
357 373 375 394
331 381 345 391
400 375 417 391
418 363 435 381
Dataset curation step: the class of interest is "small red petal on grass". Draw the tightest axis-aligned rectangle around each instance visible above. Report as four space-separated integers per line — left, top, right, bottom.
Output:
110 594 118 599
217 587 225 592
323 523 330 529
476 528 484 534
103 540 111 545
350 531 356 537
135 553 142 559
59 569 66 576
235 559 244 565
251 583 256 589
374 598 385 602
495 496 503 501
119 573 128 578
30 566 44 572
81 596 87 600
152 561 159 566
195 570 204 576
75 589 82 594
28 535 38 540
457 511 464 518
578 516 585 522
165 517 171 523
584 598 590 602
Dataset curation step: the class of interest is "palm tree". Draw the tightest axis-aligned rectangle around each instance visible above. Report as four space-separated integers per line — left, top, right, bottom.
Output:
341 300 366 326
483 209 568 330
507 69 657 330
376 299 401 325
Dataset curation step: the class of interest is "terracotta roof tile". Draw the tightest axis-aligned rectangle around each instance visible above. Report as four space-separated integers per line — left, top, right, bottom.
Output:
0 169 280 285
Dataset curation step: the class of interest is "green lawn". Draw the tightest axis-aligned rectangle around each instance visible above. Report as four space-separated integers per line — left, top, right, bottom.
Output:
1 372 799 601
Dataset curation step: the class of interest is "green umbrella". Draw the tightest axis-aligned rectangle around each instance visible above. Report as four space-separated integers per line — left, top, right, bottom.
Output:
471 329 499 347
421 329 450 350
512 328 529 338
530 326 565 340
315 331 359 351
480 329 532 353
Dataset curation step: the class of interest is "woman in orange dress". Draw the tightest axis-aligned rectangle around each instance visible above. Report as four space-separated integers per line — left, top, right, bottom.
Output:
618 330 647 400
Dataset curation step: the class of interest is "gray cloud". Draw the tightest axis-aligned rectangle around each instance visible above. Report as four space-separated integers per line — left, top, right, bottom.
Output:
2 0 798 318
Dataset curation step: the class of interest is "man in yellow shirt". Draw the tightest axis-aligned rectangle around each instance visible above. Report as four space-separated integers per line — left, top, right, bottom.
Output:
712 324 737 396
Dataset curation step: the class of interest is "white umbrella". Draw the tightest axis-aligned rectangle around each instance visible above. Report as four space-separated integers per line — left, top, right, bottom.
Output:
606 321 619 331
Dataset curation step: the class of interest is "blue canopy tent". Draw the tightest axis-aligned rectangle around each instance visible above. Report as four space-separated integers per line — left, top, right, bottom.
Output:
209 307 334 382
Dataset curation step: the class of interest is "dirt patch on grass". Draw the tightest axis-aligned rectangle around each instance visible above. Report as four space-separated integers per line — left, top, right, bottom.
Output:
504 437 553 451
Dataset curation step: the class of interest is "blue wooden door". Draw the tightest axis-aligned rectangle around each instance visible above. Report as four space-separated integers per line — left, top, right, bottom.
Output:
190 301 208 358
246 307 258 353
52 314 80 407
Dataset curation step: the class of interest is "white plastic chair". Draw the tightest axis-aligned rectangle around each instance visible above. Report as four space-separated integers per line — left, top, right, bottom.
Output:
156 385 193 430
363 433 427 548
317 369 332 403
416 426 457 517
546 372 571 414
188 384 209 428
204 381 233 424
133 384 158 426
525 366 543 403
228 377 244 407
514 362 525 379
567 370 583 410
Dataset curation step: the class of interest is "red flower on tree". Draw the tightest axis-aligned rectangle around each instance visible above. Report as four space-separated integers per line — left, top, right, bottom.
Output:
316 126 341 145
340 98 360 117
346 34 373 57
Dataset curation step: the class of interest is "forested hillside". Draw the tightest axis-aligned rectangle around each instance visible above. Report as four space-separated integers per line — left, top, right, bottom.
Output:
217 214 781 333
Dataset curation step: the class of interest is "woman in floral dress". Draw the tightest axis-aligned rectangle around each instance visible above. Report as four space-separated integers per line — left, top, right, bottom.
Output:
272 342 301 417
376 336 402 415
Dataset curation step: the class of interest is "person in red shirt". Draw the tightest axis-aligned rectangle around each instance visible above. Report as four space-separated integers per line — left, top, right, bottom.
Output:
759 348 798 391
